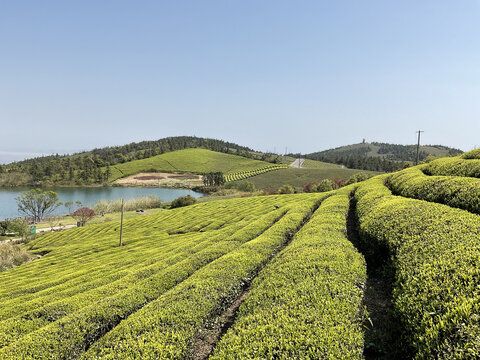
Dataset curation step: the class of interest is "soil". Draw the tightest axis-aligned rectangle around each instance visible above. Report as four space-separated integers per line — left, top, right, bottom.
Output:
115 172 204 188
189 289 251 360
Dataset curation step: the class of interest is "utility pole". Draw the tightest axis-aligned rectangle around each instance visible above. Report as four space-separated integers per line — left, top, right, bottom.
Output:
119 198 124 247
415 130 424 165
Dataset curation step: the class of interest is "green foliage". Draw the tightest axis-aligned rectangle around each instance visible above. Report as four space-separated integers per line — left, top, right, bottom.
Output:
224 164 288 182
15 189 62 222
355 176 480 358
387 167 480 214
235 167 376 191
305 142 461 172
6 219 29 240
278 184 294 194
424 154 480 178
0 136 258 186
0 194 319 359
461 148 480 159
203 172 225 186
346 172 374 185
316 178 334 192
106 148 287 182
170 195 197 209
211 192 366 359
225 181 256 192
83 198 321 359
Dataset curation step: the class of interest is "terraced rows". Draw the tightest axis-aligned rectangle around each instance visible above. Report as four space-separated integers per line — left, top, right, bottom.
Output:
3 148 480 359
211 190 366 359
224 164 288 182
354 148 480 358
0 194 325 359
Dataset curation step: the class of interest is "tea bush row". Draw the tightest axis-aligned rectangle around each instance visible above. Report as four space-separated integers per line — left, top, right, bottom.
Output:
81 197 323 359
387 167 480 214
355 177 480 359
224 164 288 182
423 149 480 178
211 192 367 359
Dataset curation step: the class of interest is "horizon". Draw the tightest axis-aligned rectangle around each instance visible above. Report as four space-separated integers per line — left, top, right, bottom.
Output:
0 136 467 165
2 1 479 163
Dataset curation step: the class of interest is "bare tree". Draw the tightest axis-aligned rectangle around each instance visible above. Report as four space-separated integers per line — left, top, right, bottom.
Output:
16 189 62 223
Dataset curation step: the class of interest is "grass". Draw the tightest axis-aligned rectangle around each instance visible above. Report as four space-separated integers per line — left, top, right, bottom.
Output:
235 167 379 190
0 243 36 272
301 159 344 169
106 148 285 181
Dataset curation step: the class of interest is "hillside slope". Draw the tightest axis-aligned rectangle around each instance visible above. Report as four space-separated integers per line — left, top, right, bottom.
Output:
1 150 480 358
304 141 462 172
107 148 287 182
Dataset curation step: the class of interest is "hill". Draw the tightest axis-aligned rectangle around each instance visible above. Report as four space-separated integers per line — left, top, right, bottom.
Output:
106 148 287 183
2 149 480 358
0 137 284 187
303 141 462 172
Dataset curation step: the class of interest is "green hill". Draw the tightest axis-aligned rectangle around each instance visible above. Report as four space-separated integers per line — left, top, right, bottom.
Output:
107 148 287 182
0 136 284 187
304 141 462 172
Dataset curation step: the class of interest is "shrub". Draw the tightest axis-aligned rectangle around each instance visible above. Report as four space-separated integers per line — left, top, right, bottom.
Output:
0 243 36 272
72 207 96 226
303 182 318 193
346 172 373 185
7 218 29 240
225 181 256 192
316 179 334 192
170 195 197 209
387 167 480 214
355 176 480 358
278 184 294 194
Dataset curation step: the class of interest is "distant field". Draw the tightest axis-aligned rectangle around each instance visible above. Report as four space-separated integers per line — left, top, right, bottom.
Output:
106 148 285 182
301 159 343 169
235 167 377 190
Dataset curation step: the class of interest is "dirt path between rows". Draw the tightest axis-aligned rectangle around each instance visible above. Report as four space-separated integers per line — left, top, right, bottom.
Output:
347 192 408 359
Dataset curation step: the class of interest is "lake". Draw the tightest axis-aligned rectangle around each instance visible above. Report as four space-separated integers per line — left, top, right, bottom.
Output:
0 187 204 220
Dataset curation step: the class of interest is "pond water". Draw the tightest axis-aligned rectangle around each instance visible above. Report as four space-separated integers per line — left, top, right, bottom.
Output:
0 187 203 220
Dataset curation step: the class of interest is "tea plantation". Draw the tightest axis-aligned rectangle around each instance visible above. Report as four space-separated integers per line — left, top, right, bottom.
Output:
1 149 480 359
106 148 287 182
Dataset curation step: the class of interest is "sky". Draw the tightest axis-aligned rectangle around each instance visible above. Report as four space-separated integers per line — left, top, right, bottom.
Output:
1 1 479 163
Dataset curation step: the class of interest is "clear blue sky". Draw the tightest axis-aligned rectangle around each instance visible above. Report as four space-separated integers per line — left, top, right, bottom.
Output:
1 1 479 163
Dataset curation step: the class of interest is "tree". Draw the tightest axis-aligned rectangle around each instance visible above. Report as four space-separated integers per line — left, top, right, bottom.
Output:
64 200 83 215
46 216 63 231
7 218 29 240
202 172 225 187
170 195 197 209
72 207 96 226
16 189 62 223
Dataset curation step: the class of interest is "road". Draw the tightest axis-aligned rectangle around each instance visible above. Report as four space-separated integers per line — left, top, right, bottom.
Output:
290 158 305 168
